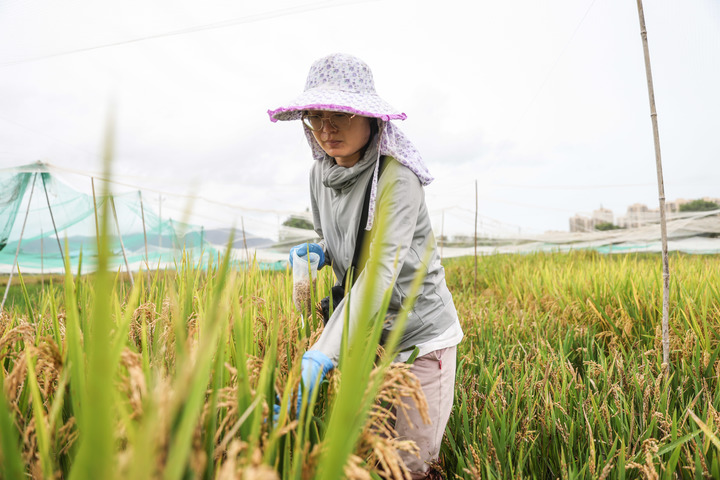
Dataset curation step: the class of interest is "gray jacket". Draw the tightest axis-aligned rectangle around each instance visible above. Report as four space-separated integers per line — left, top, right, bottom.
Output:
309 148 459 365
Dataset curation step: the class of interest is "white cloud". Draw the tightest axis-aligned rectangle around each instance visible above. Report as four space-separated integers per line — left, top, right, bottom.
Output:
0 0 718 237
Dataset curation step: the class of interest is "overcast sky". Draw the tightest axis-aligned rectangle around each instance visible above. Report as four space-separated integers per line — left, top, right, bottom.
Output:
1 0 718 240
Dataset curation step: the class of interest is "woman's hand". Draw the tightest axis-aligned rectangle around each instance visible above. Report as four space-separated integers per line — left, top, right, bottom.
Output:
296 350 334 415
289 243 325 268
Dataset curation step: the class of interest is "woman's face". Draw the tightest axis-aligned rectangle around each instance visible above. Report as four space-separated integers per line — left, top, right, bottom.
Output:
306 110 372 167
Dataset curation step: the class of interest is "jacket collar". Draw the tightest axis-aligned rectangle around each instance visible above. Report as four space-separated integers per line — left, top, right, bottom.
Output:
321 135 379 192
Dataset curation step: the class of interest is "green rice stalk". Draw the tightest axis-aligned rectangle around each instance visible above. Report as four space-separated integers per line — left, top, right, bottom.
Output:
203 323 227 480
246 309 279 451
62 241 85 441
25 349 54 478
0 386 24 479
688 409 720 454
48 279 63 354
68 111 118 480
47 367 70 441
314 222 389 478
125 381 161 480
15 267 34 323
75 248 83 294
163 240 233 480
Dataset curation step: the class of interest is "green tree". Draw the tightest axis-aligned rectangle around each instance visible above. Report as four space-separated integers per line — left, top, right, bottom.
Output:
595 222 622 231
679 199 719 212
282 216 314 230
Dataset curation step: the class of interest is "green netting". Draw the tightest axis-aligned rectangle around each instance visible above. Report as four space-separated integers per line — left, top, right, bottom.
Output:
0 163 221 274
0 170 32 252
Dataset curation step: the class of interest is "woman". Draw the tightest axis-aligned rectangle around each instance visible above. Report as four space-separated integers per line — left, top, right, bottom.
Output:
268 53 463 478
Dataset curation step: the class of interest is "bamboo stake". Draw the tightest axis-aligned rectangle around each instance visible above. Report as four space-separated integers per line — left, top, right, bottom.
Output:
110 195 134 288
636 0 670 370
41 172 66 269
1 173 37 313
474 180 478 297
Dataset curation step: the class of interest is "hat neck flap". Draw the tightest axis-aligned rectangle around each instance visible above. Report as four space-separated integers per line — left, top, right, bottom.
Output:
305 120 434 231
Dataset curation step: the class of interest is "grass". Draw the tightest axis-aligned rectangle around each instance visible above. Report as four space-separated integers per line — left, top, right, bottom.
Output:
1 250 719 479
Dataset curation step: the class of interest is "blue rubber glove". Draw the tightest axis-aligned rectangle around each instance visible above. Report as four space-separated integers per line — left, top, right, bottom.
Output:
289 242 325 269
296 350 334 415
272 395 282 426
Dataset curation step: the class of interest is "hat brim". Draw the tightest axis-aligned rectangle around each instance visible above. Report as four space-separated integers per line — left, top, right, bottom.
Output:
268 89 406 122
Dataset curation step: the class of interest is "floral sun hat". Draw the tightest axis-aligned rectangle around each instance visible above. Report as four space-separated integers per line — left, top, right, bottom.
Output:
268 53 407 122
268 53 434 230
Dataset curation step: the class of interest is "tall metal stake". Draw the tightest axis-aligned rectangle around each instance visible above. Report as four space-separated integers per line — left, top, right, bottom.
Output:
41 172 66 269
1 173 38 313
158 194 163 250
110 195 134 288
40 227 44 289
138 191 151 288
636 0 670 371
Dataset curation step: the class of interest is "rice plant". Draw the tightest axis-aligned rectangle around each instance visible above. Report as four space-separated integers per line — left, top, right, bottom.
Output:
2 246 719 479
443 251 720 479
0 149 429 479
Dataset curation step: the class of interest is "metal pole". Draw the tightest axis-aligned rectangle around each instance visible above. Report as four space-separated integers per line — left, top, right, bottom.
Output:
158 194 162 250
110 195 134 288
636 0 670 371
40 227 44 289
1 173 38 313
138 191 151 287
41 172 66 269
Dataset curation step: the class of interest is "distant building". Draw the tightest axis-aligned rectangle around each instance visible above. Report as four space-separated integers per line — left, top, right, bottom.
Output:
664 200 681 213
617 203 651 228
581 197 720 231
569 207 615 232
592 207 614 225
569 214 592 232
617 201 691 228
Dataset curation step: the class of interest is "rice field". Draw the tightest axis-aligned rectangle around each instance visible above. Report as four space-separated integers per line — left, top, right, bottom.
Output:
1 249 719 479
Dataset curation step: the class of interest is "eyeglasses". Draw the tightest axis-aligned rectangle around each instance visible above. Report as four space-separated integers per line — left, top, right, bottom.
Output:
302 112 356 131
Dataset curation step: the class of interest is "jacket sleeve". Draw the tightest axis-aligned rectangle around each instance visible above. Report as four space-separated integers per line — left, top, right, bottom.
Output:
310 161 422 364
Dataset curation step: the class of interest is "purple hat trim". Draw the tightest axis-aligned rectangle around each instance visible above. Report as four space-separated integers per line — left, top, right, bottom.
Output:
267 104 407 123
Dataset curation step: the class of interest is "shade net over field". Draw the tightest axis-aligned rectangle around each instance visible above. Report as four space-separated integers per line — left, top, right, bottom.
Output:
2 162 719 277
438 208 720 257
0 163 230 274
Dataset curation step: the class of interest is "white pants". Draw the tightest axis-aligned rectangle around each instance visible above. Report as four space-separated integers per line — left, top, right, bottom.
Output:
394 345 457 478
